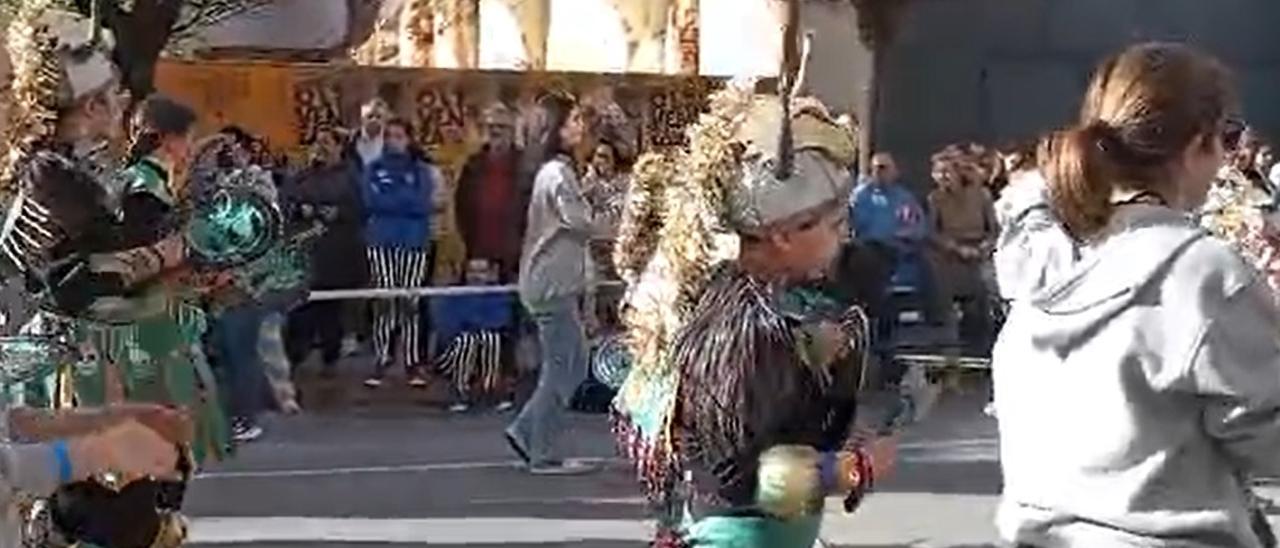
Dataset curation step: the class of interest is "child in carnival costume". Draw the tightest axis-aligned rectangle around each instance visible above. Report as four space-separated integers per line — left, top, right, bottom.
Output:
610 9 897 546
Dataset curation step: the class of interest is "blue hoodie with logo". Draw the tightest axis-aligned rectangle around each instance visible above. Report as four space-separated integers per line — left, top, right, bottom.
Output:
361 151 434 250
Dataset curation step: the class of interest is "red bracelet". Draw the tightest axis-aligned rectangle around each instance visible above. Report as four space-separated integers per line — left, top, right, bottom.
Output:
842 446 874 513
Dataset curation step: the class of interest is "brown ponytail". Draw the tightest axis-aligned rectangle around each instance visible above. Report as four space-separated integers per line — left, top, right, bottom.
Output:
1040 43 1236 241
1040 123 1118 239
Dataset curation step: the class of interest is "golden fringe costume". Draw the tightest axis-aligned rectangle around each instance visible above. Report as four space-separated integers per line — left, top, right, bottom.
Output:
610 75 876 546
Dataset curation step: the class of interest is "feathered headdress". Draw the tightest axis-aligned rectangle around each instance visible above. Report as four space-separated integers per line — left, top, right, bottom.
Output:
611 0 857 504
2 0 116 192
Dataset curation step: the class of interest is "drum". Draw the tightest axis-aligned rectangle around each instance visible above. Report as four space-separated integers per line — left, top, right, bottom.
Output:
590 333 633 391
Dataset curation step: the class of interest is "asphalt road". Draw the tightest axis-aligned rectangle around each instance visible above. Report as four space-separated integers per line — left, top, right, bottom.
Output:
183 374 1004 548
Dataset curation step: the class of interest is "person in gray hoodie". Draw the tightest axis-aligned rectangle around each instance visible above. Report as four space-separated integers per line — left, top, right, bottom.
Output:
992 43 1277 548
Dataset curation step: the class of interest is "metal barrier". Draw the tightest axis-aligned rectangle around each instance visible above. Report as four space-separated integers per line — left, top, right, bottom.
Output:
896 353 991 370
308 281 627 301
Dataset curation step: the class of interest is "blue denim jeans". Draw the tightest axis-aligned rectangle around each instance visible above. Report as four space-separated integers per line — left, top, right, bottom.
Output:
506 296 589 465
212 303 267 423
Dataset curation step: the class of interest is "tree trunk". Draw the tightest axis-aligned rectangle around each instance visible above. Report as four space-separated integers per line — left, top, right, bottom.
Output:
75 0 180 104
859 45 881 175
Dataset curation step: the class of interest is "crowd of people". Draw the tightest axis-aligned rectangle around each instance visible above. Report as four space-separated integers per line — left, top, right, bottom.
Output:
6 2 1280 547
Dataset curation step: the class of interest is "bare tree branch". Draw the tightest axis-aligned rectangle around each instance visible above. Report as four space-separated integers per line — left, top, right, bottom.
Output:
170 0 270 38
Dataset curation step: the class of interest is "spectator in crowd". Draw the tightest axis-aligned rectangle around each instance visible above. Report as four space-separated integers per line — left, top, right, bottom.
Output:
1249 144 1277 198
850 152 936 310
993 42 1280 548
506 94 598 475
207 125 271 443
433 259 518 413
926 148 998 356
581 139 629 279
360 118 446 389
349 98 391 167
284 127 369 379
455 102 529 282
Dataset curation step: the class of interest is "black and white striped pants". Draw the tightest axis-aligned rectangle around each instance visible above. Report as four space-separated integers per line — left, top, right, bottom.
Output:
366 246 433 369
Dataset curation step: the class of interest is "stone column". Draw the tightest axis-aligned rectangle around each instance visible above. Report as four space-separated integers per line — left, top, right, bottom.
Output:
612 0 672 73
505 0 549 70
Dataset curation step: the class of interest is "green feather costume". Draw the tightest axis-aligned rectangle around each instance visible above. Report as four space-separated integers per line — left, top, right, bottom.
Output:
611 75 874 546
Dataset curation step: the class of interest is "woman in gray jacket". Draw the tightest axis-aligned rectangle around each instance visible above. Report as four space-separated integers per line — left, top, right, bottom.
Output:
993 43 1278 548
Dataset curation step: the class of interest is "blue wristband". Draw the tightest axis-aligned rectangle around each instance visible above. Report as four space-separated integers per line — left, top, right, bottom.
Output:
52 440 72 483
818 451 838 494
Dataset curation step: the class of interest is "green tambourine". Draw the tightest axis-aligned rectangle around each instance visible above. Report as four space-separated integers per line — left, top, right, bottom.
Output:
183 168 282 269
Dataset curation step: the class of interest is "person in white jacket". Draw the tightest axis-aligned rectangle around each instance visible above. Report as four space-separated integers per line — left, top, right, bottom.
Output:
992 42 1280 548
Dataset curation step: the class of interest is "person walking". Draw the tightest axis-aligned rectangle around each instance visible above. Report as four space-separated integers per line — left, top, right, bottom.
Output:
504 94 598 475
993 42 1280 548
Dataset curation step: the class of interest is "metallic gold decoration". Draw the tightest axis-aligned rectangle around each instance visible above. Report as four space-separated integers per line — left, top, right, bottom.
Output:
3 0 64 192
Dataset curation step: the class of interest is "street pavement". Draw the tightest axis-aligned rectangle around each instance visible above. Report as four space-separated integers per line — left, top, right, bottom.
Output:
184 370 1005 548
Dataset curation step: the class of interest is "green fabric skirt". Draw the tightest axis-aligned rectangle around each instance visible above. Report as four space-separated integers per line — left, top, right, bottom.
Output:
66 300 229 464
682 513 822 547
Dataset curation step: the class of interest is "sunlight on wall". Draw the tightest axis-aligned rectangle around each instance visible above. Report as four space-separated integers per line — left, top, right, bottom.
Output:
546 0 629 73
479 0 529 69
699 0 780 77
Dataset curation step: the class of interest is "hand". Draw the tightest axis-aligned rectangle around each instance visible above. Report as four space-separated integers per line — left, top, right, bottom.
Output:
155 235 187 269
812 322 851 365
107 404 193 446
865 435 898 481
70 419 181 482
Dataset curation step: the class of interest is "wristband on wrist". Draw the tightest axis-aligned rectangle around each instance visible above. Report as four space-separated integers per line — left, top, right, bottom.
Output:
52 440 72 483
818 451 838 494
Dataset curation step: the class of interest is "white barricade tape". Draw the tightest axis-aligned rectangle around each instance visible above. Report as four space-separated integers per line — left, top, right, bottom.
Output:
895 353 992 370
308 281 626 301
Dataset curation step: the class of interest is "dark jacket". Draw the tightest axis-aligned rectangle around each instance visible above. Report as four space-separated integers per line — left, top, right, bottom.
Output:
360 152 436 250
455 146 532 279
282 161 369 290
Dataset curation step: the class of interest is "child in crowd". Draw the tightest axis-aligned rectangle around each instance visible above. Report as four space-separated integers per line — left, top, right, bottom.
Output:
433 259 518 413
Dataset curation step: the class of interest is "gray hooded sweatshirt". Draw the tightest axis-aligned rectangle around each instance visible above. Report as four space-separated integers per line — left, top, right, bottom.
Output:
993 184 1280 548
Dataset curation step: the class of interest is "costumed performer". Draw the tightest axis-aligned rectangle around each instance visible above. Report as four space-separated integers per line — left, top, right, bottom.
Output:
610 5 897 545
0 5 271 544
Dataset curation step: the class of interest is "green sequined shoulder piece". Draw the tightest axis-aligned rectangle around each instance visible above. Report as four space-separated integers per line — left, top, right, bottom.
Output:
119 159 173 206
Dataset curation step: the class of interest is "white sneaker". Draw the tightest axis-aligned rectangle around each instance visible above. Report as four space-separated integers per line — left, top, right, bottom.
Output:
449 403 470 413
529 460 598 476
494 400 515 413
232 421 264 443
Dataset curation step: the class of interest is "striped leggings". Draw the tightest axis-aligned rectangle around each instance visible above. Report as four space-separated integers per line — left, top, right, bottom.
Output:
367 246 432 370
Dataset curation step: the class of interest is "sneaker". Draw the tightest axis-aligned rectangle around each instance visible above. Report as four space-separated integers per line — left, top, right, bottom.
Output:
449 402 470 413
407 369 429 389
494 400 515 413
364 365 387 388
231 420 264 443
529 459 598 476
